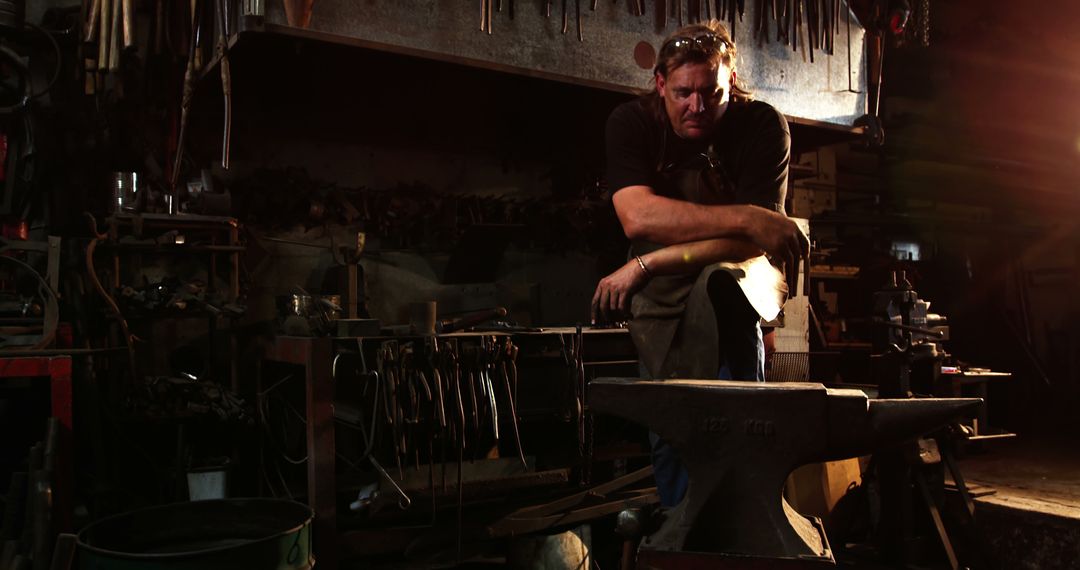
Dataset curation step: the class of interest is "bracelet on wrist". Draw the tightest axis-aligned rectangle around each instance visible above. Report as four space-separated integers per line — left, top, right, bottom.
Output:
635 255 652 277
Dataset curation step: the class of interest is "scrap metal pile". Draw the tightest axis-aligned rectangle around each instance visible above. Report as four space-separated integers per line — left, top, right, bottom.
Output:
126 375 252 423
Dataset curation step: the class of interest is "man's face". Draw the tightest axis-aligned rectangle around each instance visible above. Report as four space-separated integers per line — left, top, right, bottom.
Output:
656 61 733 140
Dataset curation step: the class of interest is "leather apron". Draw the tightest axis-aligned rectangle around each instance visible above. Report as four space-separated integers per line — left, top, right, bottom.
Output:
628 148 753 380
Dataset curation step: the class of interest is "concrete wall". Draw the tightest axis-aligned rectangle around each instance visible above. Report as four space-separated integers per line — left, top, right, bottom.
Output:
258 0 868 126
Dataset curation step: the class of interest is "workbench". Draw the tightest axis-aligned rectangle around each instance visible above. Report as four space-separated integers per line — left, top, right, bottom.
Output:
939 370 1015 440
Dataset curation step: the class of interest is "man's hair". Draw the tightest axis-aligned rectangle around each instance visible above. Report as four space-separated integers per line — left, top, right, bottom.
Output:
652 20 752 103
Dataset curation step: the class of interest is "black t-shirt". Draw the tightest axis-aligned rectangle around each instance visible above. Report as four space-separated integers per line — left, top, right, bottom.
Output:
605 97 790 213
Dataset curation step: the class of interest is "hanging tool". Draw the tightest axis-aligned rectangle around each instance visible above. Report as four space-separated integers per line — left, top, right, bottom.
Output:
480 0 493 33
97 0 110 69
369 456 411 509
108 0 121 70
485 369 499 443
433 365 447 428
467 370 480 435
454 363 466 562
576 0 582 42
171 0 203 193
85 0 101 41
501 358 527 469
122 0 134 48
216 0 232 169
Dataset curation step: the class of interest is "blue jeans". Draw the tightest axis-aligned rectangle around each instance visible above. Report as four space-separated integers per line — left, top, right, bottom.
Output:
650 276 765 507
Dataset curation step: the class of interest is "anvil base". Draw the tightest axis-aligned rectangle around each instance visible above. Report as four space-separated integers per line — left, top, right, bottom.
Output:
638 517 834 569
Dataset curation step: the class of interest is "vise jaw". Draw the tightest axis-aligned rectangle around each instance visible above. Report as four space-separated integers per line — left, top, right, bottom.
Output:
589 378 981 566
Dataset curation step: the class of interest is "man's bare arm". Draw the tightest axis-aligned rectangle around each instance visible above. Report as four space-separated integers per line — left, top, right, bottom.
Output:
591 237 761 324
612 185 807 274
640 237 762 276
613 185 750 243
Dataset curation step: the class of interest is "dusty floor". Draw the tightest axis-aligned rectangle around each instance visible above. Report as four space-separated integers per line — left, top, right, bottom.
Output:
950 435 1080 570
957 436 1080 518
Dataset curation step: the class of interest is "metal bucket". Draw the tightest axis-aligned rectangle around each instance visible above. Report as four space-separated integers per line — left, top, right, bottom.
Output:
77 499 314 570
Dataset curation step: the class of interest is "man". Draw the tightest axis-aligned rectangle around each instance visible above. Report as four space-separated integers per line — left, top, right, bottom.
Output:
591 21 809 506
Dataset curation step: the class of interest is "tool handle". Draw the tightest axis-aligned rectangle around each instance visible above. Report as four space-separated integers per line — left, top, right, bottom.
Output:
436 307 507 334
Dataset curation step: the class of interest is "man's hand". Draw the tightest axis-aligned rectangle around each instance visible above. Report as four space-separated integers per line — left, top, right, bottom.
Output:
742 205 810 294
591 259 650 325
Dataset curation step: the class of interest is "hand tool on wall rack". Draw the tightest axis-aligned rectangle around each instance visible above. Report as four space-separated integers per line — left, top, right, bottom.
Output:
171 0 202 194
84 0 100 40
576 0 582 42
793 0 802 58
561 0 568 34
122 0 134 48
108 0 120 70
216 0 232 169
753 0 764 43
96 0 109 68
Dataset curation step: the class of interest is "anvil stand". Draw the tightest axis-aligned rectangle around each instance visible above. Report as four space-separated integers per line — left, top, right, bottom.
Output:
868 296 976 569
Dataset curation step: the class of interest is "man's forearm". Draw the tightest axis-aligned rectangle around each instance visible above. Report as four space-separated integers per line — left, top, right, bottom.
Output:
640 238 762 276
614 186 753 245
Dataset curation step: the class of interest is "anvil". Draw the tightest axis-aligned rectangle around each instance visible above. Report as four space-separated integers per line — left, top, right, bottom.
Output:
589 379 981 565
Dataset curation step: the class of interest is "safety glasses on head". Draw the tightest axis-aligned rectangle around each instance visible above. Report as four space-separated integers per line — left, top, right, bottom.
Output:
660 32 730 56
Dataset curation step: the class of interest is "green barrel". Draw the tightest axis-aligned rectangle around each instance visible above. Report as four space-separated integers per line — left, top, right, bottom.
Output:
77 499 314 570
